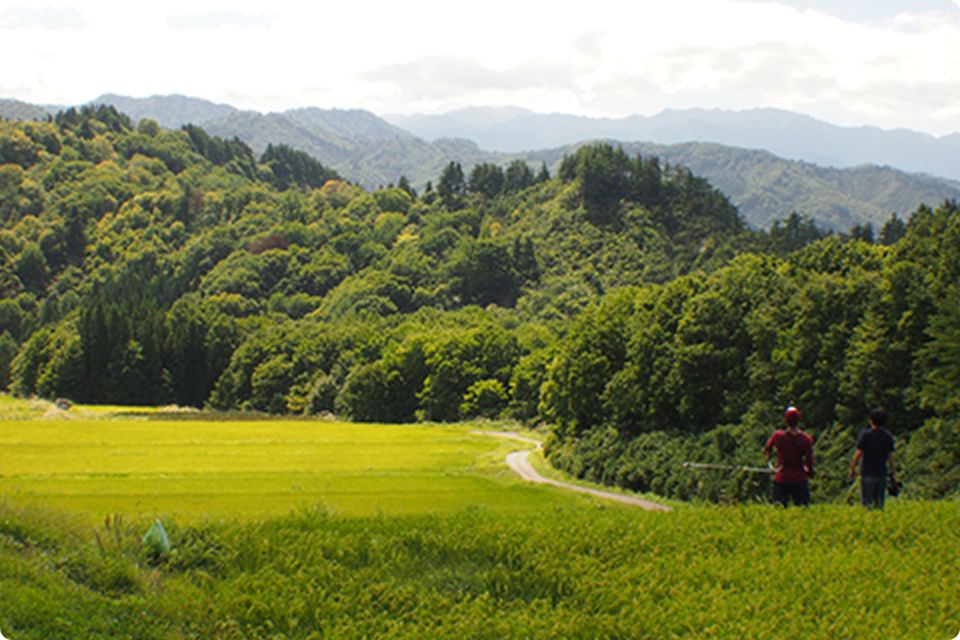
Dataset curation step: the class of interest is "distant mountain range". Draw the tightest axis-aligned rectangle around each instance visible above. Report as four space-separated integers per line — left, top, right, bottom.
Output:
90 93 240 129
0 98 50 121
388 106 960 183
3 94 958 231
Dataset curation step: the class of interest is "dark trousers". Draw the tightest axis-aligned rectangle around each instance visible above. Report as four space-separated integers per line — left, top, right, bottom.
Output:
773 481 810 507
861 475 886 509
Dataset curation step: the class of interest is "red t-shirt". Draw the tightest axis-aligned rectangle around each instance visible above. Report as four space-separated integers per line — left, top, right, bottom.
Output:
764 429 814 484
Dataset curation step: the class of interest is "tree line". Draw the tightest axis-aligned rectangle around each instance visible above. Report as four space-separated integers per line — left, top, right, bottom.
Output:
1 106 956 501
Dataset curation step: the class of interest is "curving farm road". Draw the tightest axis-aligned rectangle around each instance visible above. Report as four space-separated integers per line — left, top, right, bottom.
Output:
476 431 672 512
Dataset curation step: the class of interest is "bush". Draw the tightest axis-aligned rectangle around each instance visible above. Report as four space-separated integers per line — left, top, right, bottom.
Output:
460 378 508 419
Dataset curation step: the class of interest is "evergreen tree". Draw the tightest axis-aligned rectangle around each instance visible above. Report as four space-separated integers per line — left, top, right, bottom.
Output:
536 162 551 183
768 212 827 254
880 212 906 245
467 163 505 199
261 144 340 191
504 160 535 193
850 223 875 243
397 175 417 199
437 162 466 211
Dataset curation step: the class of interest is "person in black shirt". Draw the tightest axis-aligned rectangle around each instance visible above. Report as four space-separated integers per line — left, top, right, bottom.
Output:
849 408 896 509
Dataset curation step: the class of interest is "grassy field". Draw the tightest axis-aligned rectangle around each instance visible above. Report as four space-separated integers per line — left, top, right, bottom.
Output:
0 396 571 521
1 395 959 639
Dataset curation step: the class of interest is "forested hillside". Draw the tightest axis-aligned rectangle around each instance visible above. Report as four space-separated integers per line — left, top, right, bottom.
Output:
4 95 957 232
0 98 51 122
526 141 960 231
2 106 957 502
543 213 960 502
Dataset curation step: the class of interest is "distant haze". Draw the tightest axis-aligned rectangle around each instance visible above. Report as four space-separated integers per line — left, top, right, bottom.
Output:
3 0 960 136
387 106 960 182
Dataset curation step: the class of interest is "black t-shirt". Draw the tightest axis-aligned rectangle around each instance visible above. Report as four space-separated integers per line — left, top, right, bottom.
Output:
856 428 895 477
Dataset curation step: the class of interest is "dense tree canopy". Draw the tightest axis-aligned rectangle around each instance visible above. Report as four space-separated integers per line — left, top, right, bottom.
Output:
2 109 957 502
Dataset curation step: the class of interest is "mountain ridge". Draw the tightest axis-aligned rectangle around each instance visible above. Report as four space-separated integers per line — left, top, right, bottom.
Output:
388 106 960 182
3 94 958 230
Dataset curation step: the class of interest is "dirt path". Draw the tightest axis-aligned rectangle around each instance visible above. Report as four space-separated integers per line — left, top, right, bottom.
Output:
474 431 672 512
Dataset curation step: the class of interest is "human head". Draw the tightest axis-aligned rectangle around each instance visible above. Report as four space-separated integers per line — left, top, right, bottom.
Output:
784 406 802 428
869 408 887 428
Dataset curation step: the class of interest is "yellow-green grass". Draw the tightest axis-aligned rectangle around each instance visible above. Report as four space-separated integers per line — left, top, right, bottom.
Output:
0 395 54 420
2 496 957 639
2 396 959 639
0 399 574 522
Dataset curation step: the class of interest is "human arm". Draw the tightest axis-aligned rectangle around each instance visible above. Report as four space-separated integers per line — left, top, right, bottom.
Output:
763 433 775 461
849 449 862 482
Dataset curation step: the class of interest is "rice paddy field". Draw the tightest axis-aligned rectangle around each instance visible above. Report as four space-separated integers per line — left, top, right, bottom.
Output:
1 395 958 639
0 396 567 521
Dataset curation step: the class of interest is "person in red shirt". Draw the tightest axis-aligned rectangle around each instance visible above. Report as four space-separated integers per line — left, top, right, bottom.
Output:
763 406 815 506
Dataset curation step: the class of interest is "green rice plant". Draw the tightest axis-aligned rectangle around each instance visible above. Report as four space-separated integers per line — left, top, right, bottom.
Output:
1 500 957 639
1 402 956 639
0 414 567 521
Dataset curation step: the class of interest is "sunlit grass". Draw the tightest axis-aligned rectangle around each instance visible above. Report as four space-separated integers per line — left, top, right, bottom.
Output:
0 397 573 522
0 394 53 420
1 395 958 639
1 497 957 640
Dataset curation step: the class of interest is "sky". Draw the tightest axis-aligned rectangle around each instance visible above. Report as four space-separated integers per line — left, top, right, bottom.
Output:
3 0 960 136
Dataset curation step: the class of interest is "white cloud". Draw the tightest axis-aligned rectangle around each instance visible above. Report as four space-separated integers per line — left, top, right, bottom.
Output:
0 5 85 30
738 0 960 23
572 31 606 61
167 12 272 30
2 0 960 134
364 56 577 100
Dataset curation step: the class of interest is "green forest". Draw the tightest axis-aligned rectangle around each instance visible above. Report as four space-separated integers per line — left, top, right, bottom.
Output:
2 105 958 502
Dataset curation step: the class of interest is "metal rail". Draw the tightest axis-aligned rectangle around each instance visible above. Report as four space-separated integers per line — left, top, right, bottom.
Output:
682 462 774 474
